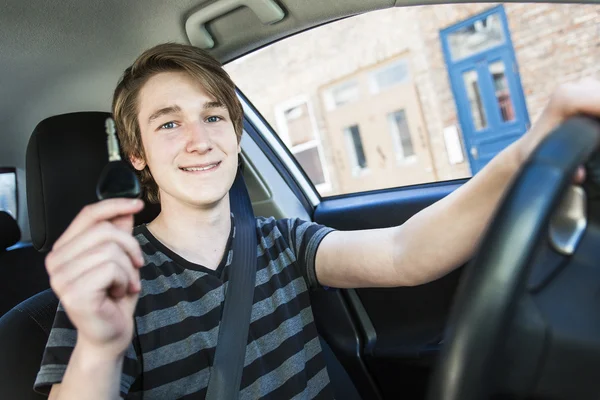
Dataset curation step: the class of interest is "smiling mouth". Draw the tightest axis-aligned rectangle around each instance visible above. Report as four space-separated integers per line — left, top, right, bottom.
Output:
180 161 222 172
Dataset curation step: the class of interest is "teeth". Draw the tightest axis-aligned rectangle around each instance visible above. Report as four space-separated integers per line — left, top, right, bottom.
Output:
182 163 218 172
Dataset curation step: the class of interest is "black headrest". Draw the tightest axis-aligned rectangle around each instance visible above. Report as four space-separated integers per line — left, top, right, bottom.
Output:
0 211 21 250
26 112 160 252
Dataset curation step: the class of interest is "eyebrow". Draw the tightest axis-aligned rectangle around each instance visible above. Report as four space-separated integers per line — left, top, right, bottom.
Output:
147 105 182 125
204 101 226 110
147 102 227 125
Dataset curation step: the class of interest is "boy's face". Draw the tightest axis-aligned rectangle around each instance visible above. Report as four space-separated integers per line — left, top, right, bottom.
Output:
132 71 240 209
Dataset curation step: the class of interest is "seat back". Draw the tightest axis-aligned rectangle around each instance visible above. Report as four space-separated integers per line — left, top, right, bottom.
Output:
0 211 49 317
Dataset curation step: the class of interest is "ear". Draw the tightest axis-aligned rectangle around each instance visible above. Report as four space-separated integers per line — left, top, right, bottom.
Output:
130 155 146 171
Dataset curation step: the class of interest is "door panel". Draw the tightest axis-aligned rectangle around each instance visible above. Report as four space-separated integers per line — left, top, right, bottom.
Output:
312 180 468 399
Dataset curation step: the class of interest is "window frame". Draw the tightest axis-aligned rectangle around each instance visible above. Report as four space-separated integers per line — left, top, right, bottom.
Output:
0 167 18 219
368 58 411 94
274 95 332 193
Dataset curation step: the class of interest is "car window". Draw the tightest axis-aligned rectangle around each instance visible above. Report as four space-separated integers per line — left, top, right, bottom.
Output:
0 168 17 218
225 3 599 197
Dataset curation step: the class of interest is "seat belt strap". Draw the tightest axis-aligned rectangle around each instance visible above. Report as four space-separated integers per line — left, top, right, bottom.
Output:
206 169 257 400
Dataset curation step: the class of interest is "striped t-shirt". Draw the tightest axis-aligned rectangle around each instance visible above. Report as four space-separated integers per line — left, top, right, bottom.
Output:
35 216 336 399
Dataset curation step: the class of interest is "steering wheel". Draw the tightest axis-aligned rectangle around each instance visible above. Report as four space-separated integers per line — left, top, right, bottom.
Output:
427 116 600 400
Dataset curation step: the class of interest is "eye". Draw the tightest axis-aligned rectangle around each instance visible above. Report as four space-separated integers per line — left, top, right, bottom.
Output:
159 121 178 130
206 116 222 123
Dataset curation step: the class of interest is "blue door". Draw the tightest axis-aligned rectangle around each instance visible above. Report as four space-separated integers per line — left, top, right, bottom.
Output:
441 6 530 173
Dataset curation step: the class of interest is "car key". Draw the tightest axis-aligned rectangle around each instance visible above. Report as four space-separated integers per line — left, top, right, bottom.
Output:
96 117 142 200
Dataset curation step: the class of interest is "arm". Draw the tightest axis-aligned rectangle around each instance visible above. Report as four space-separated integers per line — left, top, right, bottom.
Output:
40 199 144 399
315 79 600 289
48 342 124 400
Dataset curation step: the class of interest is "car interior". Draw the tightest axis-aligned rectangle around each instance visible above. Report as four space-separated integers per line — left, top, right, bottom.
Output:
1 0 599 399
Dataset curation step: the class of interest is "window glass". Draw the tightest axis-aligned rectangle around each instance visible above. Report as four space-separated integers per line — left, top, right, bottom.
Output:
325 81 360 110
370 60 410 93
225 4 599 196
0 169 17 219
447 12 505 60
388 110 415 161
344 125 368 174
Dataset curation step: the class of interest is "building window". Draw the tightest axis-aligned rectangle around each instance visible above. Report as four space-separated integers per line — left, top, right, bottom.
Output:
0 168 17 219
388 110 416 162
323 80 360 110
344 125 368 175
447 12 505 61
275 97 330 191
370 59 410 94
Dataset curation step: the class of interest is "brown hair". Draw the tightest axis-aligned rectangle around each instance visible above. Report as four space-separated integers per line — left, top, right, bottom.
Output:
112 43 243 203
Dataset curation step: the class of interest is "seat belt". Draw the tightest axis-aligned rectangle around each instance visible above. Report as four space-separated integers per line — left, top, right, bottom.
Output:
206 169 258 400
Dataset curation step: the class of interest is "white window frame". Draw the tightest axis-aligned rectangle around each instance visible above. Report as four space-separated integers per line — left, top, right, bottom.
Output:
322 79 360 111
369 58 411 94
274 95 332 193
387 110 417 165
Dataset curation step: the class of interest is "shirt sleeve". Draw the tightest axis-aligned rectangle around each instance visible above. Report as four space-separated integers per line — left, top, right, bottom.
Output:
34 302 141 398
276 218 336 290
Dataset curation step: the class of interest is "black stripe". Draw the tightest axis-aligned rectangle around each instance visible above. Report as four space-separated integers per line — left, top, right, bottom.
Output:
255 342 329 400
178 386 208 400
40 345 73 366
241 321 318 389
250 290 309 340
137 304 222 350
141 345 214 390
135 275 223 317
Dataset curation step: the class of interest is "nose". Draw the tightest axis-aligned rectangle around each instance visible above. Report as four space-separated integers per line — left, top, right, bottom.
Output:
185 120 212 154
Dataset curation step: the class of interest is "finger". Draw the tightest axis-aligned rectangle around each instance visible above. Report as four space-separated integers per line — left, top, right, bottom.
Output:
574 166 586 184
50 242 139 296
111 214 135 233
61 261 131 310
47 222 144 274
538 79 600 133
54 199 144 251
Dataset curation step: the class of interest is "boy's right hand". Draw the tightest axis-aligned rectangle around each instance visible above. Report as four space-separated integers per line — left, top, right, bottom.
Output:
45 198 145 357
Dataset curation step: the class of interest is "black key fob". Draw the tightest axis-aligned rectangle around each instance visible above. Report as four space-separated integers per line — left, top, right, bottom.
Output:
96 118 142 200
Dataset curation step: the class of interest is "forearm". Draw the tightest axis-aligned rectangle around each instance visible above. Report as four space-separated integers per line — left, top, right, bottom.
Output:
55 340 124 400
394 140 523 286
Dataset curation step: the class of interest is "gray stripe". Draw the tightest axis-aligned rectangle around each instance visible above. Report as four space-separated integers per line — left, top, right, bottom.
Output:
121 373 137 393
34 364 67 388
46 328 77 348
143 324 219 372
136 285 224 335
143 366 210 399
255 248 295 287
245 306 314 367
250 277 307 323
135 231 149 245
240 336 322 399
290 367 330 400
257 222 284 256
294 220 311 257
139 269 208 298
142 250 174 269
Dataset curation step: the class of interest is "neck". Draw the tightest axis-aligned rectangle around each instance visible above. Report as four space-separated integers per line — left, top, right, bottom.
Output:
147 194 232 270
